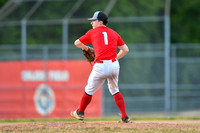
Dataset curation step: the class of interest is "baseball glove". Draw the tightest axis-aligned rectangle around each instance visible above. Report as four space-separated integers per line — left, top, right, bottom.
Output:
82 46 95 63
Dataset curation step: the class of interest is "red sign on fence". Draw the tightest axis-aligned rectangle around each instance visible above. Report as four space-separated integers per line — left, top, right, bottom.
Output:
0 60 102 119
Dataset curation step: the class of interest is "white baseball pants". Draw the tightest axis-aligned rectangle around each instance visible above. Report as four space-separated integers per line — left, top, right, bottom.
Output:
85 59 120 95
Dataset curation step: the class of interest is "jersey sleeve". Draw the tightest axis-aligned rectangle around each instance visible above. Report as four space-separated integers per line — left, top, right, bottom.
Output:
79 30 91 45
117 34 125 46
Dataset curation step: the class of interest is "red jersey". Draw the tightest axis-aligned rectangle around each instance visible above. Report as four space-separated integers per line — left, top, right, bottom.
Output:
79 26 125 61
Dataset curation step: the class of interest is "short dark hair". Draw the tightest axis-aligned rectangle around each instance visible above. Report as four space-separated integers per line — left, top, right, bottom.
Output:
98 12 108 25
103 20 108 25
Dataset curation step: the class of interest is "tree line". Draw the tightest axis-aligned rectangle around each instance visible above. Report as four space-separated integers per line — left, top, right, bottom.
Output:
0 0 199 44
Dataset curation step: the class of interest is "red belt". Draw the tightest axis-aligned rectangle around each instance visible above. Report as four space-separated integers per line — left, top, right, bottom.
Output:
95 58 117 63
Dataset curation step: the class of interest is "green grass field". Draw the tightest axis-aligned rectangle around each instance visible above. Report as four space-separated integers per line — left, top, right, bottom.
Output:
0 117 200 133
1 116 200 123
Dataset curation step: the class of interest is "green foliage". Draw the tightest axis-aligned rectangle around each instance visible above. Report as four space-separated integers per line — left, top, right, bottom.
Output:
0 0 8 8
0 0 165 45
69 23 91 44
0 0 200 44
72 0 109 18
0 25 21 44
177 63 200 84
109 22 164 44
27 25 62 44
110 0 164 17
30 1 76 20
171 0 200 43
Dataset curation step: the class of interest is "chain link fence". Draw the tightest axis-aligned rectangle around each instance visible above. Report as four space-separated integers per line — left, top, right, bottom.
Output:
1 0 200 117
1 44 200 116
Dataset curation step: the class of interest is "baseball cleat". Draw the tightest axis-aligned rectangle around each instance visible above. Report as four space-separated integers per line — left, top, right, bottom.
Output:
70 109 84 120
119 116 132 123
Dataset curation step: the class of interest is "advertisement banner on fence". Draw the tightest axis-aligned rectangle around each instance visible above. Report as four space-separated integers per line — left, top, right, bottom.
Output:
0 60 102 118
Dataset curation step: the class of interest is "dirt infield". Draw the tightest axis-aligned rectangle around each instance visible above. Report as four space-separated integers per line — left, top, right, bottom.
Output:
1 120 200 131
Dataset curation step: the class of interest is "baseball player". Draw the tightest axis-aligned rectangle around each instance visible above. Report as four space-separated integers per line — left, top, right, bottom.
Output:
71 11 131 123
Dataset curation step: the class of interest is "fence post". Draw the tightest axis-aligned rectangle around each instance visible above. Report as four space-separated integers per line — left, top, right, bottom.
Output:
21 19 27 60
171 45 177 115
62 19 69 59
164 0 171 116
43 46 48 84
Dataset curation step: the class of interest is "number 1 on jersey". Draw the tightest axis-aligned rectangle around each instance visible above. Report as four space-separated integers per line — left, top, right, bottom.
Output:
102 32 108 45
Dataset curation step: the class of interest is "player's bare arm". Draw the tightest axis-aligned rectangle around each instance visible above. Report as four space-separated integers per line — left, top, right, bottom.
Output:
74 39 88 51
117 44 129 60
